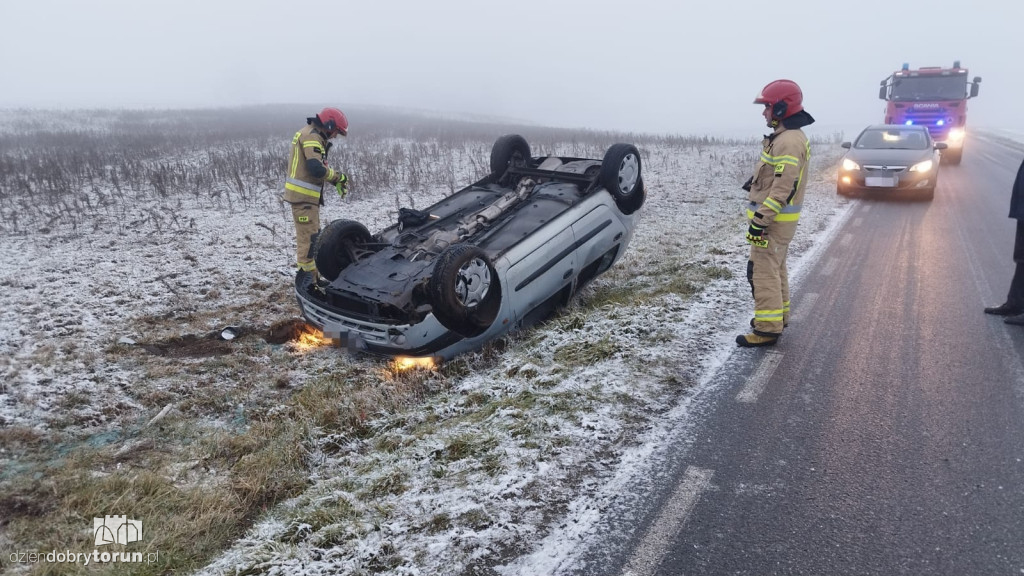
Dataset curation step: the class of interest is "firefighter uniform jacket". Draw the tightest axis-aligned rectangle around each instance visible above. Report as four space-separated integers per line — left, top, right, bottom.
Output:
282 125 342 204
744 112 814 335
746 125 811 230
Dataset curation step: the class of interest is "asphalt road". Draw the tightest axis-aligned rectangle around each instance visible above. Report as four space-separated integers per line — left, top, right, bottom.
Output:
576 135 1024 576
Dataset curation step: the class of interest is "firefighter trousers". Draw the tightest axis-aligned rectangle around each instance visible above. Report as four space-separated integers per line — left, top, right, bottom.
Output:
747 222 797 336
291 202 320 272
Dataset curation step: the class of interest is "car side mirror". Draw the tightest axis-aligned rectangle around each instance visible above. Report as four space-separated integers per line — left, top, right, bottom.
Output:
878 86 886 100
841 142 852 149
935 142 948 150
970 83 980 98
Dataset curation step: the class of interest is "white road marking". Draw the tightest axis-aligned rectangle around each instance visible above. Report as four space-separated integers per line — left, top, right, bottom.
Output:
820 257 839 277
853 216 864 228
736 351 783 403
862 204 873 213
620 466 715 576
791 292 818 323
840 233 853 247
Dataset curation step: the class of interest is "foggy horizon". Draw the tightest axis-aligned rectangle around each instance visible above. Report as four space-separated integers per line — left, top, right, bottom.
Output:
2 0 1021 139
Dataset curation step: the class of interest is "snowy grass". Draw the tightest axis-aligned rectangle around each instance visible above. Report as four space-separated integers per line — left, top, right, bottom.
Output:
0 107 847 575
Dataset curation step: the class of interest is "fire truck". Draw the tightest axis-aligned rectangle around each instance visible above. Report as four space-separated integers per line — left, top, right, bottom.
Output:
878 61 981 165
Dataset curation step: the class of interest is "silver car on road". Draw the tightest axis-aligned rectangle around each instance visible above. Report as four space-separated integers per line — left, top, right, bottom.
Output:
837 124 947 200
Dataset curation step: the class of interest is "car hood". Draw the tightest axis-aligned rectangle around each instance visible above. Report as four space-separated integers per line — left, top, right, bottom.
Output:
845 148 933 167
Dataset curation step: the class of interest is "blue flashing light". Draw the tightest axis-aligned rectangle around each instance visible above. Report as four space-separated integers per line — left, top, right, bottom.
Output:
936 120 945 126
905 120 914 125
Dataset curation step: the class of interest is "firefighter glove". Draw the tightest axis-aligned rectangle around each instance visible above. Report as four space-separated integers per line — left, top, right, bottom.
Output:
742 176 753 192
746 223 768 248
335 173 348 198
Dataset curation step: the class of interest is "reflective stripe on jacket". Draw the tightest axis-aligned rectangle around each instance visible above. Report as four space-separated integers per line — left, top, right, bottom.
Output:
282 125 330 204
746 127 811 227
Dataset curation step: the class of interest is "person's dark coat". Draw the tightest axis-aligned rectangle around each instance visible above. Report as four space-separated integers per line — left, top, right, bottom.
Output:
1010 157 1024 220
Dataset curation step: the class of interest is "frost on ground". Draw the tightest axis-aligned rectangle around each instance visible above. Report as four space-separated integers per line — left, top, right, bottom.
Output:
0 107 847 575
195 142 848 576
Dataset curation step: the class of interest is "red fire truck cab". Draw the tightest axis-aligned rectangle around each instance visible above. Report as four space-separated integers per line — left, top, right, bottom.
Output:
879 61 981 165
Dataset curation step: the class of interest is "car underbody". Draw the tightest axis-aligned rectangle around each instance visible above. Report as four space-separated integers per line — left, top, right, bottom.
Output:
295 135 643 359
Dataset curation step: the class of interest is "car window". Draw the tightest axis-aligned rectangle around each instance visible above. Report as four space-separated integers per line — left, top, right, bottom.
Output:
901 131 929 149
855 129 929 150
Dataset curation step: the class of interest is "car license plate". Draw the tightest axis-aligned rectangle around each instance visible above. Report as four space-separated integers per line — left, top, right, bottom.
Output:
865 176 896 187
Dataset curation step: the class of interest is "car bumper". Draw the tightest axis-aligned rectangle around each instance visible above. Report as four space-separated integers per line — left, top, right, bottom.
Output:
838 170 935 193
295 283 462 358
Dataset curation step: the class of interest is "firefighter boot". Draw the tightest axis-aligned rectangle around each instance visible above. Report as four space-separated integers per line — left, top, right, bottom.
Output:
311 269 331 293
736 332 779 347
296 269 324 292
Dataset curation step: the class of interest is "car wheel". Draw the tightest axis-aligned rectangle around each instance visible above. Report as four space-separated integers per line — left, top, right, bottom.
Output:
314 219 373 281
490 134 531 179
600 144 643 212
616 175 646 215
941 149 962 165
429 244 501 338
836 183 848 196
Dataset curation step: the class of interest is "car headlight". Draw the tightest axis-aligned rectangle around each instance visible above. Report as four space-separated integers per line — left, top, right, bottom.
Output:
909 159 934 173
842 158 861 171
948 128 965 141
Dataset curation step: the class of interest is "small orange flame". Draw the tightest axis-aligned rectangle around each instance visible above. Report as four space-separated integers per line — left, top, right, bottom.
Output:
391 356 438 372
293 325 327 351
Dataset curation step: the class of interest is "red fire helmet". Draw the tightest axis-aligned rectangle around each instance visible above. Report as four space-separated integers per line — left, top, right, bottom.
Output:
753 80 803 119
317 107 348 136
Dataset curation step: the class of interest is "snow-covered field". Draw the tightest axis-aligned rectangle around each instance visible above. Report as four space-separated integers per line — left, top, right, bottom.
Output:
1 108 855 575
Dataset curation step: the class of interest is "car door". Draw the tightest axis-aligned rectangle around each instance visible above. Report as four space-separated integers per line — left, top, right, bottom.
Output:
504 226 576 326
571 203 629 290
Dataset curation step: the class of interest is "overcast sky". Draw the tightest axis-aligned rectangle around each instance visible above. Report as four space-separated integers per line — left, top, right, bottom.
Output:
2 0 1020 138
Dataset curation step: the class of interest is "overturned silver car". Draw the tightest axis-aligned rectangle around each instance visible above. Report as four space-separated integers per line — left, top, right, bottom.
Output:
294 134 644 360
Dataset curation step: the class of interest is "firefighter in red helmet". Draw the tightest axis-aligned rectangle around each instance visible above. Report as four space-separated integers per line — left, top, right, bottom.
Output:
737 80 815 347
282 107 350 283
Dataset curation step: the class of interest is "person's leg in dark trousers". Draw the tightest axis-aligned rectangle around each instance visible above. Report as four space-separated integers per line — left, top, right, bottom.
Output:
1003 221 1024 324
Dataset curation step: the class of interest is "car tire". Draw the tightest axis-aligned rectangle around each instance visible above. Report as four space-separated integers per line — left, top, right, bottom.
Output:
600 144 643 212
314 219 373 281
490 134 531 179
941 149 962 165
616 175 646 215
429 244 501 338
